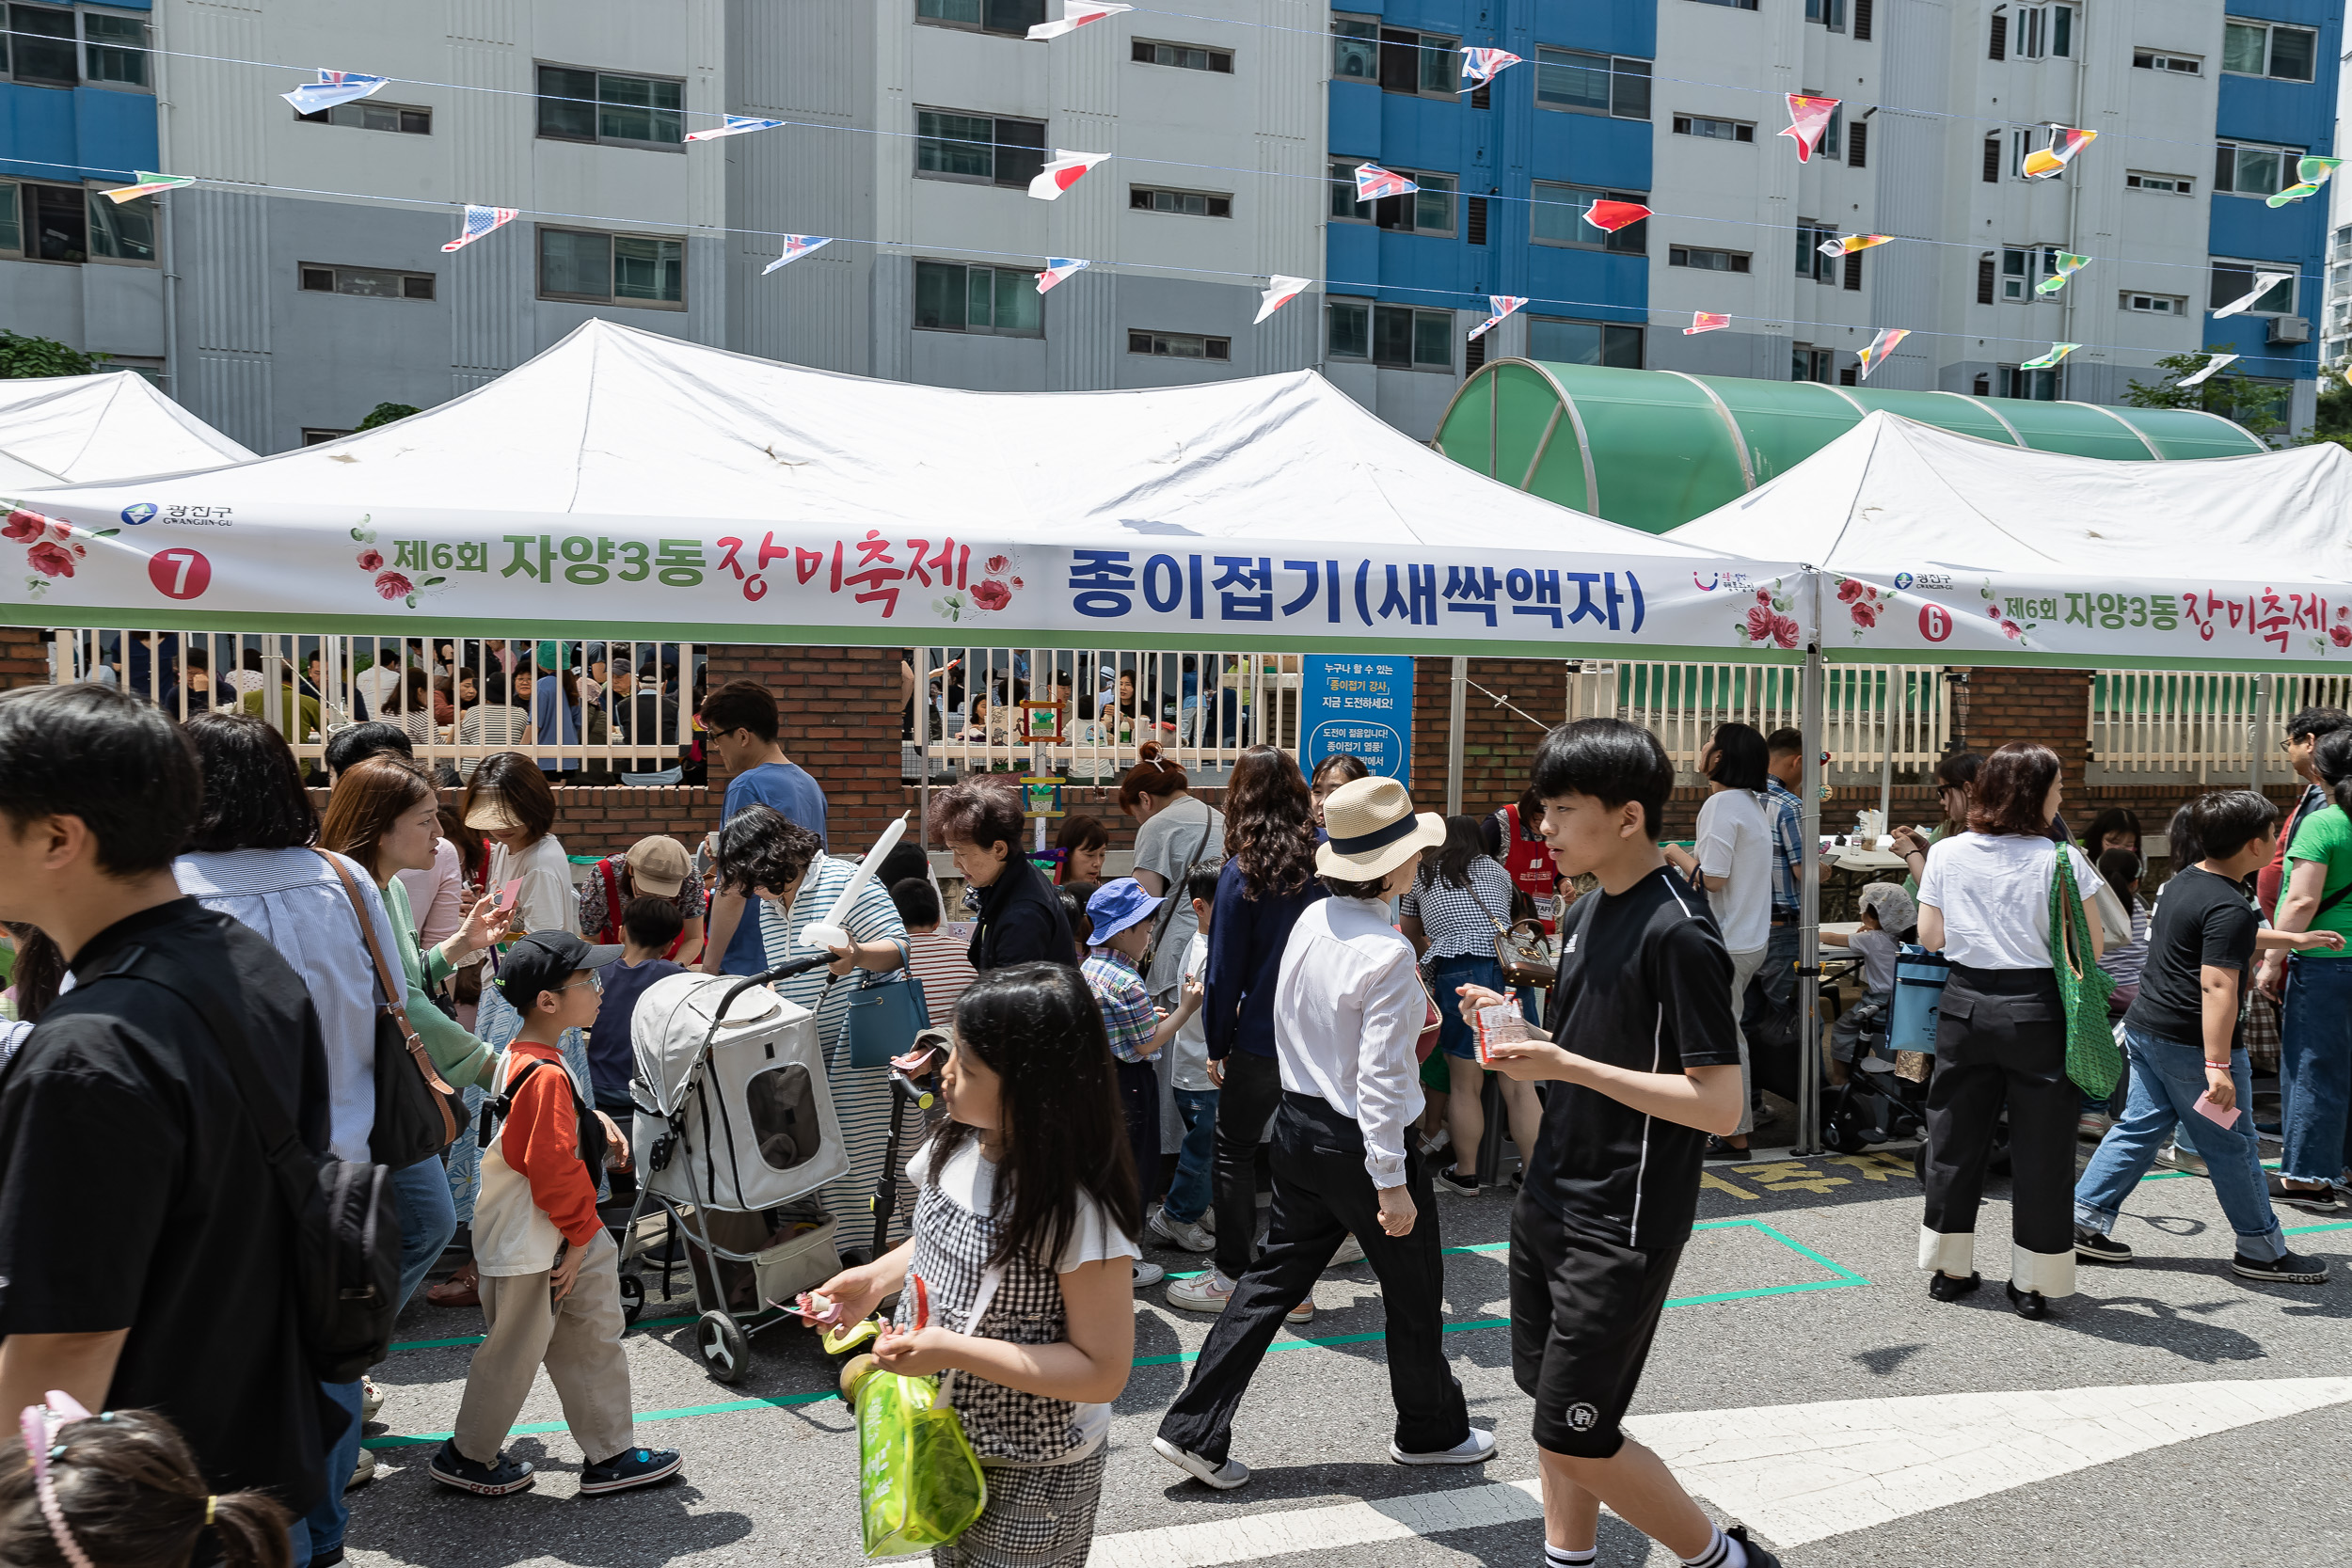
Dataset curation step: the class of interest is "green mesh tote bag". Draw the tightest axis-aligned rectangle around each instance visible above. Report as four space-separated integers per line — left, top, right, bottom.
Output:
2050 847 2121 1100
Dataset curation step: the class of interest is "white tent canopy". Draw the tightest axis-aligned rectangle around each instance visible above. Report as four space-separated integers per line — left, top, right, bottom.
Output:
0 372 256 485
4 320 1795 659
1668 410 2352 669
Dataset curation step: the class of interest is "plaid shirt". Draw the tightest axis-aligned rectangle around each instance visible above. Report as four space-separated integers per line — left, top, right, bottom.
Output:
1764 776 1804 918
1082 946 1158 1064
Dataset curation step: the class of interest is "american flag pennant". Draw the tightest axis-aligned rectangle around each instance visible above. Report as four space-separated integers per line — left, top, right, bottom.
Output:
1028 150 1112 200
2175 353 2239 388
282 70 389 116
1253 276 1312 325
1817 233 1893 257
1682 311 1729 336
1779 94 1840 163
2214 270 2295 318
441 205 519 253
2033 253 2090 295
761 236 832 275
2022 126 2095 179
1354 163 1420 201
1459 48 1521 88
1582 199 1650 233
2017 342 2079 372
1856 328 1909 380
1027 1 1133 40
1036 258 1089 293
103 172 195 204
685 115 788 142
2267 155 2344 208
1466 296 1529 341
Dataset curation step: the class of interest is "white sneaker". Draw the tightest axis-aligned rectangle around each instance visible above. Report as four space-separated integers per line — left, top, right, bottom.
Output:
1328 1233 1366 1267
1166 1270 1235 1313
1152 1435 1250 1489
360 1376 385 1424
1285 1298 1314 1324
1149 1206 1216 1253
2153 1141 2210 1178
347 1448 381 1491
1391 1427 1497 1466
1134 1259 1167 1288
1199 1205 1216 1234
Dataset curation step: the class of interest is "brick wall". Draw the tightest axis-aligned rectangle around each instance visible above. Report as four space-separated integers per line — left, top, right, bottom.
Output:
702 643 904 849
0 630 49 691
1406 657 1566 820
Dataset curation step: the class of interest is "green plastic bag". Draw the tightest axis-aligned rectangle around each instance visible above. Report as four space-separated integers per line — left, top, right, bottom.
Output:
2050 849 2121 1100
850 1362 987 1558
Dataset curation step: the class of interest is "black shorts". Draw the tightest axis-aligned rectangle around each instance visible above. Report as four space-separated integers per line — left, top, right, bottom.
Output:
1508 1203 1685 1458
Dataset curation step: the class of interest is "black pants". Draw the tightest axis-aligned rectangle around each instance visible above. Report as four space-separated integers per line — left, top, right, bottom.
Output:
1922 965 2077 1293
1157 1091 1469 1466
1210 1052 1283 1281
1117 1057 1162 1199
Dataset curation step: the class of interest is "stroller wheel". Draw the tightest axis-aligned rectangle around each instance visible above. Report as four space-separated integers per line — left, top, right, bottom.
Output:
696 1310 751 1385
618 1269 644 1326
1822 1120 1869 1156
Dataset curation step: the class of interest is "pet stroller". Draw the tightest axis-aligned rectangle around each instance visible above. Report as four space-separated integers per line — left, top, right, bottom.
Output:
621 960 849 1384
1820 949 2010 1180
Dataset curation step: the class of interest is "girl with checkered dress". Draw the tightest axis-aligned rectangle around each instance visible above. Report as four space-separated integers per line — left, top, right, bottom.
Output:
801 963 1142 1567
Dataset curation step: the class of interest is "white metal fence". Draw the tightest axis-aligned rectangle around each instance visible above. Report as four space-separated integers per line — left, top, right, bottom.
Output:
1587 661 1953 782
2088 670 2352 783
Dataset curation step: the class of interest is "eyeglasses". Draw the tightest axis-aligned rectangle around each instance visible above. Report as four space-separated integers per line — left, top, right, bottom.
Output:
556 974 603 995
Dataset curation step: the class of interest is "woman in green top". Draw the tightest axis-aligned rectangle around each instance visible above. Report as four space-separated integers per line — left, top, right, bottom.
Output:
319 754 512 1312
2265 730 2352 1209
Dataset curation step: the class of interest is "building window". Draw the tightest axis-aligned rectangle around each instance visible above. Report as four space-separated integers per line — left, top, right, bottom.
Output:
2209 260 2294 317
536 228 685 308
1803 92 1843 159
1805 0 1846 28
1531 182 1646 253
1690 0 1758 8
1328 162 1454 235
2131 49 2201 75
4 180 156 264
1998 245 2066 300
1372 27 1455 95
536 66 685 148
1669 245 1749 273
2122 293 2186 316
81 8 147 87
1672 114 1754 143
298 264 437 300
301 429 356 446
1795 218 1836 281
2223 19 2316 81
1131 40 1232 71
1536 48 1650 119
1130 186 1232 217
2000 365 2061 400
298 100 433 135
2125 170 2194 196
1128 330 1231 360
2010 3 2074 59
2215 141 2300 199
1792 345 1832 383
1333 14 1377 82
1529 317 1644 369
918 0 1046 36
3 4 78 87
915 261 1043 337
0 184 17 258
1327 299 1452 371
917 110 1046 187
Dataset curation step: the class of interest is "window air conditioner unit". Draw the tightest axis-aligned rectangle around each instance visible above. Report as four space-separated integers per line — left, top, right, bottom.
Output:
2269 315 2312 345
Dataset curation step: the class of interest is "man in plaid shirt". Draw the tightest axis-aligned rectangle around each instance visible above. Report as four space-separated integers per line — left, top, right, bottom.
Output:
1743 730 1810 1073
1082 879 1204 1286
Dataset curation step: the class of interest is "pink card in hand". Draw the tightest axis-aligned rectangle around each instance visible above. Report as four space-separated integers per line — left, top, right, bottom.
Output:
494 878 522 915
2194 1092 2241 1130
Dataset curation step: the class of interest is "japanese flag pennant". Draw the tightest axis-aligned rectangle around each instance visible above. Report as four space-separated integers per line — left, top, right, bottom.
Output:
686 115 787 142
2033 253 2091 294
2267 155 2344 207
2018 342 2079 372
1354 163 1420 201
1817 233 1893 257
2022 126 2096 179
1253 276 1312 325
1029 150 1111 200
1036 258 1089 293
1028 1 1133 40
282 70 388 116
1682 311 1730 336
2175 353 2240 389
2214 270 2295 318
761 236 832 275
1856 328 1909 380
1459 48 1521 88
1582 199 1651 232
441 205 519 253
1779 94 1840 163
103 172 195 203
1466 296 1529 341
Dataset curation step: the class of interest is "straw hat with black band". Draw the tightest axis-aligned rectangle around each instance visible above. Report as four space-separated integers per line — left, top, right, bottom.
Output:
1314 776 1446 881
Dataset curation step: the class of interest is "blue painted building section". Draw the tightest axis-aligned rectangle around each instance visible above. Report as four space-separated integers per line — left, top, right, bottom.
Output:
2205 0 2342 387
0 79 156 184
1328 0 1654 345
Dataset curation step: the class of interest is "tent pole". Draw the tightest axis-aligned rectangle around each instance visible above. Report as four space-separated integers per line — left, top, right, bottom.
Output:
919 647 934 852
1446 656 1468 815
2252 673 2270 792
1796 578 1825 1157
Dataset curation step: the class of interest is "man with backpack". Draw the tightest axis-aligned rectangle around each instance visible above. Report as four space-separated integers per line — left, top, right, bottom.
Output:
0 684 336 1534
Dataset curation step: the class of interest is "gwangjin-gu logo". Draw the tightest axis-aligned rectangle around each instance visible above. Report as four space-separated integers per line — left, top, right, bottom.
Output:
121 502 157 525
1893 571 1915 591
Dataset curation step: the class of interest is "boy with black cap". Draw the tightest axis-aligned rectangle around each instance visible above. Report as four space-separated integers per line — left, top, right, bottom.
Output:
430 930 684 1498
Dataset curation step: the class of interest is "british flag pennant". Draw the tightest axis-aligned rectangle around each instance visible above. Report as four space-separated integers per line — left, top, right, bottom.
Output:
2022 127 2095 179
1682 311 1729 336
1856 328 1909 380
686 115 788 142
1036 258 1090 293
1466 296 1529 341
1253 276 1312 325
1028 1 1133 40
762 236 833 275
1459 48 1521 89
282 70 389 115
1028 150 1112 200
1779 93 1840 163
441 205 519 253
1354 163 1420 201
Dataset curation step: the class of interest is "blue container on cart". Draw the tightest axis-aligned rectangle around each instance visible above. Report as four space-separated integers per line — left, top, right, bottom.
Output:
1888 943 1951 1054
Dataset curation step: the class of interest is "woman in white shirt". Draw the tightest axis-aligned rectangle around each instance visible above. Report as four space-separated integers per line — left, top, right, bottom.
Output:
1154 776 1492 1490
1662 723 1772 1155
1915 742 2104 1321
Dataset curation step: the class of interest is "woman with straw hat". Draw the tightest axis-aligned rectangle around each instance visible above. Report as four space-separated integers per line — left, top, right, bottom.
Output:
1153 775 1494 1490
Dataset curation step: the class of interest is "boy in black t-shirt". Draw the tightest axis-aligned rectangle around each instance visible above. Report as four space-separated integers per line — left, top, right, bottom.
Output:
1461 721 1778 1568
2073 789 2339 1280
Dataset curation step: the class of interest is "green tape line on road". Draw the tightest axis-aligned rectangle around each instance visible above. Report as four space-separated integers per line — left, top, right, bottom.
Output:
2285 1220 2352 1234
365 1389 836 1449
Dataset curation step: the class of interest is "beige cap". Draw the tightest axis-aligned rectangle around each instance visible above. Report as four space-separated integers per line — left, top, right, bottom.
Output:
625 834 690 896
463 793 524 832
1313 776 1444 881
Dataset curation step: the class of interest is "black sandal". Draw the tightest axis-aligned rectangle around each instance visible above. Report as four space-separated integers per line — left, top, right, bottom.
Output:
1927 1270 1980 1302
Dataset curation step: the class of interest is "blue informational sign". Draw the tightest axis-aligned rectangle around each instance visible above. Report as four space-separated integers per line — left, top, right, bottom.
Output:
1300 656 1413 784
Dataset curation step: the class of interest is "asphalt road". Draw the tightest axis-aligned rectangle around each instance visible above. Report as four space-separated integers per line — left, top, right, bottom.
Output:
346 1138 2352 1567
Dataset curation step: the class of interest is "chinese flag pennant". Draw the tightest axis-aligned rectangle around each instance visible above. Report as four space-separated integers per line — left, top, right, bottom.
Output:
1253 276 1312 325
1459 48 1522 88
1036 258 1090 293
2175 353 2239 388
1354 163 1421 201
1780 94 1840 163
1582 199 1650 232
686 116 787 142
1817 233 1893 257
282 70 387 115
103 172 195 203
1028 150 1112 200
2017 342 2079 372
1682 311 1730 336
1027 1 1133 40
2033 253 2090 295
441 205 519 253
1466 296 1529 341
1856 328 1909 380
2267 155 2344 208
2022 127 2095 179
2214 271 2294 318
762 236 832 275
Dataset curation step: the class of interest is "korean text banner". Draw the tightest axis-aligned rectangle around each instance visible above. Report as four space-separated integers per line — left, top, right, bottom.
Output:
1814 571 2352 665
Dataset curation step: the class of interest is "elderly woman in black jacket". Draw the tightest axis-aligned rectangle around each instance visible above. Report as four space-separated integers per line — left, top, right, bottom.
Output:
930 777 1079 972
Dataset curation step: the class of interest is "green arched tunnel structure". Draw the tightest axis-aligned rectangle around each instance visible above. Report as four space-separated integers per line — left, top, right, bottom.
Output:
1433 360 2268 535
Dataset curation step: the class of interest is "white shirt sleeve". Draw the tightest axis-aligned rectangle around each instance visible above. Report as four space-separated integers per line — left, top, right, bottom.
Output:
1693 794 1734 879
1053 1188 1143 1274
1915 836 1949 910
1353 946 1425 1189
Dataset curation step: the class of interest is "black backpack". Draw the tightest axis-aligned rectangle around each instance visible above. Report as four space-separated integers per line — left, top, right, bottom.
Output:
479 1056 608 1177
96 944 401 1384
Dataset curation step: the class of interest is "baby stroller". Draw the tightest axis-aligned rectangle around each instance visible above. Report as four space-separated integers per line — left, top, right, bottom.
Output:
1820 951 2011 1180
621 959 848 1384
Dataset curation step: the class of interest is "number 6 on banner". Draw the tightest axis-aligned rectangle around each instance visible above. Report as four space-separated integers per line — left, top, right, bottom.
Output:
148 547 211 600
